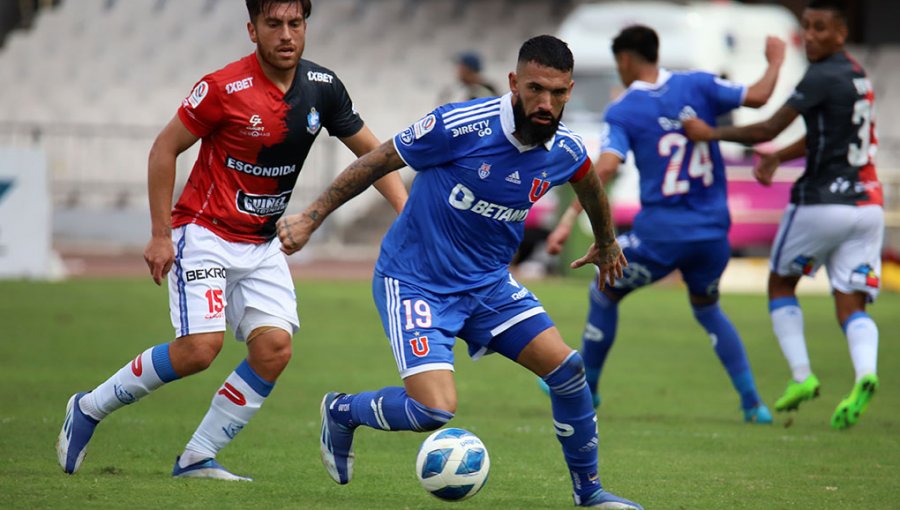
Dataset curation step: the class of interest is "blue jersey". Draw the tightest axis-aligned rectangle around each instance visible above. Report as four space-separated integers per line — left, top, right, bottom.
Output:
378 94 591 293
602 70 746 241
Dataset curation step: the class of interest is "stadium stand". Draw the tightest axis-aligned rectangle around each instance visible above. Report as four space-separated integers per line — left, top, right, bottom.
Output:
0 0 577 252
0 0 897 255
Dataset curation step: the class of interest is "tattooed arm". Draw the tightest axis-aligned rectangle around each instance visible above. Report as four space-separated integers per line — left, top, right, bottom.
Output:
568 168 627 289
277 140 406 254
546 152 621 255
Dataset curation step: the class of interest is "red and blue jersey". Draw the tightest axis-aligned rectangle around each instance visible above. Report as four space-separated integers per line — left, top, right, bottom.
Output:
174 53 363 243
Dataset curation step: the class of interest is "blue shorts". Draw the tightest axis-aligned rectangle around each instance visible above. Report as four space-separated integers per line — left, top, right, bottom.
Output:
606 232 731 298
372 271 554 378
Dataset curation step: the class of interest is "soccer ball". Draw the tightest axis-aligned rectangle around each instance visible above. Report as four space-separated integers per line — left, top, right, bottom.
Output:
415 428 490 501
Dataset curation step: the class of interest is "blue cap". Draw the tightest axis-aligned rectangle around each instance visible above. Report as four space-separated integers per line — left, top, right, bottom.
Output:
458 51 482 72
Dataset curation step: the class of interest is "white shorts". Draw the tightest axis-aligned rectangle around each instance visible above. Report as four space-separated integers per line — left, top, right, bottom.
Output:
770 204 884 301
168 224 300 341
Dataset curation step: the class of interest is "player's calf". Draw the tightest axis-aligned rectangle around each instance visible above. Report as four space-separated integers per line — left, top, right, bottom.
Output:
320 388 455 484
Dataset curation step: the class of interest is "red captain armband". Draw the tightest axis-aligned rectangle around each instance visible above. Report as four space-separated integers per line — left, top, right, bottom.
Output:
568 157 593 183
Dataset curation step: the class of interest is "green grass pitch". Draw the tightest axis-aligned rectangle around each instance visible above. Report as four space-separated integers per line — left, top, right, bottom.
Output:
1 278 897 509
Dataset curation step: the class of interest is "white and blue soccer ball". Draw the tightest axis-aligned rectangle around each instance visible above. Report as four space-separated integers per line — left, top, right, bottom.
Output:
415 428 490 501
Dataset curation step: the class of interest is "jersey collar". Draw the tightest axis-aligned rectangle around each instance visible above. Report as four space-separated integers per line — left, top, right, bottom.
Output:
629 68 672 91
500 92 556 153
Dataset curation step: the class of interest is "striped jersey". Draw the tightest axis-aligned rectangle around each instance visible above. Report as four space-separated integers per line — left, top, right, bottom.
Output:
377 93 591 293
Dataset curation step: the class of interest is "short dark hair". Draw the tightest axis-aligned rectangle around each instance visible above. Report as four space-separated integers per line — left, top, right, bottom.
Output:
611 25 659 64
807 0 848 23
517 35 574 73
246 0 311 21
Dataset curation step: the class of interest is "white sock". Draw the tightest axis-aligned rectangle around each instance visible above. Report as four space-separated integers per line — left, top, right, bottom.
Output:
182 360 273 460
770 304 811 382
845 314 878 382
177 449 210 468
80 344 176 421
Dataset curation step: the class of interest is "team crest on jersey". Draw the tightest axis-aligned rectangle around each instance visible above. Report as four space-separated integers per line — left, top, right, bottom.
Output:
307 107 321 135
186 81 208 108
478 162 491 179
528 177 550 202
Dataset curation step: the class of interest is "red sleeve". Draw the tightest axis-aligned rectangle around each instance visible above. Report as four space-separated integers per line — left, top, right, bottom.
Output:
568 156 592 183
177 77 225 138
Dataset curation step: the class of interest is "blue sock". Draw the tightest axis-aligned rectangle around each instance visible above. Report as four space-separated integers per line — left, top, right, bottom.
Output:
542 351 602 499
329 387 454 432
151 343 180 382
581 282 619 395
692 303 760 409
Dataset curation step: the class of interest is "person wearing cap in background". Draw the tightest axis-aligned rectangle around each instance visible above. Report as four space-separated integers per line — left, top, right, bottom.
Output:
439 51 499 103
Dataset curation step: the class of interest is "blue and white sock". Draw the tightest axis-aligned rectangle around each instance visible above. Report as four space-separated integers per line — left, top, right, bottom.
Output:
542 351 602 500
693 303 760 409
80 343 181 421
581 283 619 395
180 360 273 466
843 312 878 382
329 387 454 432
769 297 811 382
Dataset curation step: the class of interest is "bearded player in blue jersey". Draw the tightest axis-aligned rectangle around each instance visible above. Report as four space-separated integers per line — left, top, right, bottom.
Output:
542 25 786 423
278 36 641 509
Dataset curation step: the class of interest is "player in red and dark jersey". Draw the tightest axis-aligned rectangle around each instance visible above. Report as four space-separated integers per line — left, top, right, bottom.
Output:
685 0 883 429
56 0 407 480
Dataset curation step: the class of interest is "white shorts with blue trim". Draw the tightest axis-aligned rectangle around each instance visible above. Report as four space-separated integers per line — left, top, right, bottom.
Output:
168 224 300 341
770 203 884 301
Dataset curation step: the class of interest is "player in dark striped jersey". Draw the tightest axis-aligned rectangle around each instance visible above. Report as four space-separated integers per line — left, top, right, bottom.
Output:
685 0 883 429
56 0 407 480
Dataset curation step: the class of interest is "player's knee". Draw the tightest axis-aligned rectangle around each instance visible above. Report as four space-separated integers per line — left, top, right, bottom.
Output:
542 350 587 397
408 397 456 432
691 301 721 320
247 329 293 375
266 338 293 371
173 335 223 374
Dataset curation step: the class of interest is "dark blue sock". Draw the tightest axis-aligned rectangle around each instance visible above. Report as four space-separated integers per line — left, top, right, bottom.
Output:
329 387 454 432
542 351 602 499
581 282 619 395
692 303 760 409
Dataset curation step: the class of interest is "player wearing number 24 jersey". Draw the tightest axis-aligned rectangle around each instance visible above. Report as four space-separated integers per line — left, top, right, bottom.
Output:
544 25 785 422
603 69 739 242
685 0 884 430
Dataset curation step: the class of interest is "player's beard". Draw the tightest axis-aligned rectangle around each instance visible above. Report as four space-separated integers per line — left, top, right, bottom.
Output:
513 99 563 146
